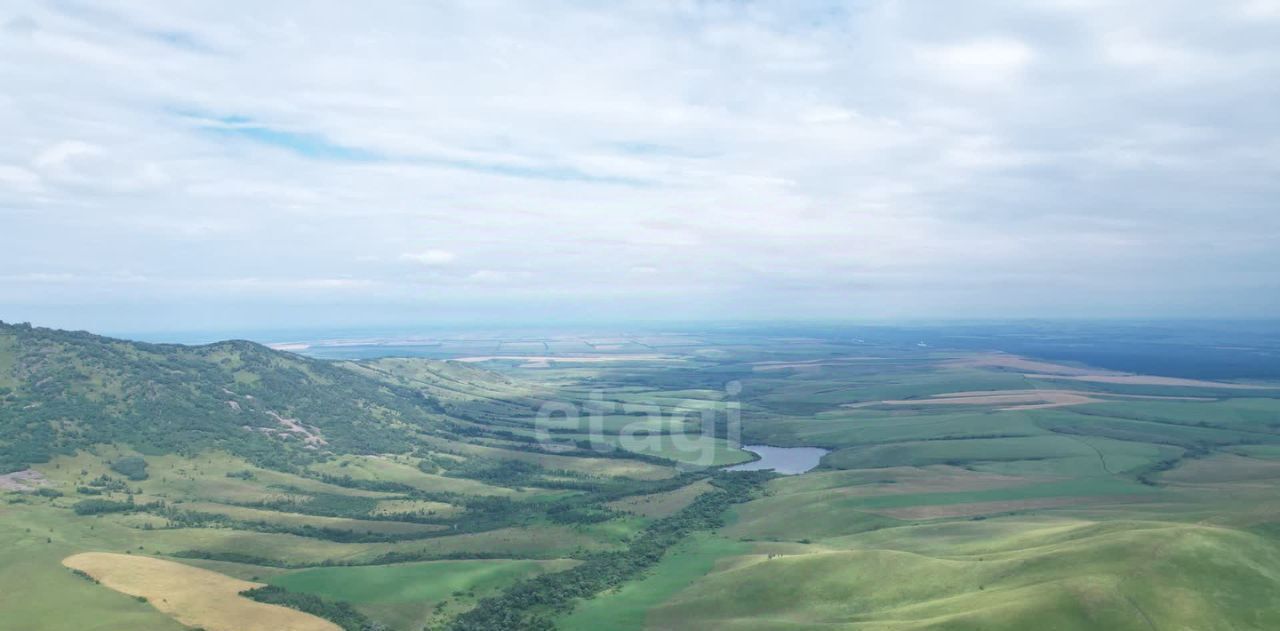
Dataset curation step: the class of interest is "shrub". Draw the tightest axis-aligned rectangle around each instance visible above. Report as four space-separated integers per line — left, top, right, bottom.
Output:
110 456 149 481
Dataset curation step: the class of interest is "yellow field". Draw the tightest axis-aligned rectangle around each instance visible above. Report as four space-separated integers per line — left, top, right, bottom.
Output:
848 389 1104 410
61 552 339 631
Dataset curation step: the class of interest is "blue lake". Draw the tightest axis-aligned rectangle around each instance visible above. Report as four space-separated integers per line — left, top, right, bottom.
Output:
725 445 829 475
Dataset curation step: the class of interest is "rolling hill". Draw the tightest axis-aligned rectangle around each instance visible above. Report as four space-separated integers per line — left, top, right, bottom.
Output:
3 322 1280 630
0 321 466 472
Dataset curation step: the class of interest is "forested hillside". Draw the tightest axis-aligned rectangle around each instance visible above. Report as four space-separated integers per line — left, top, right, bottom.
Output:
0 322 453 472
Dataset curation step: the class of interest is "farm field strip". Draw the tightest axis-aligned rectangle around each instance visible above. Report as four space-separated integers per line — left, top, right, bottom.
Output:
62 552 339 631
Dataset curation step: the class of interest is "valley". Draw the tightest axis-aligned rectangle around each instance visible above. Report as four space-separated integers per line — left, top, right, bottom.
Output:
3 321 1280 630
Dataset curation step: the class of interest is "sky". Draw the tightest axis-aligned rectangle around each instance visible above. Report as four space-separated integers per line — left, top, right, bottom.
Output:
1 0 1279 333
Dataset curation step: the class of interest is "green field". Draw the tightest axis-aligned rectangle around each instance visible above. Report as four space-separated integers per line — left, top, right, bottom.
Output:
269 559 578 629
647 520 1280 630
3 321 1280 630
558 535 748 631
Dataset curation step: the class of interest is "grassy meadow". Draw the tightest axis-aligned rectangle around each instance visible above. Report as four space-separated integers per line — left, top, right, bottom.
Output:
3 323 1279 629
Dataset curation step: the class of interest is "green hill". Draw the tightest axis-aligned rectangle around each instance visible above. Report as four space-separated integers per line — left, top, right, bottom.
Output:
647 521 1280 630
0 321 455 472
4 323 1279 630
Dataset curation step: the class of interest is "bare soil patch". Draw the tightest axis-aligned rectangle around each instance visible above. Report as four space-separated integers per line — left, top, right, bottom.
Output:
0 468 49 492
455 354 674 368
246 412 327 447
1024 374 1268 389
751 357 886 371
851 389 1102 411
846 388 1217 411
945 353 1109 376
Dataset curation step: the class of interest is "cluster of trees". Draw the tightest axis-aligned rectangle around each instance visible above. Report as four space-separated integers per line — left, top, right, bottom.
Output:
261 491 382 517
159 506 448 544
171 548 528 569
108 456 149 480
72 496 162 515
244 489 457 526
1137 443 1212 486
68 568 99 583
446 459 544 485
166 470 738 577
76 473 132 495
272 475 565 532
442 458 615 493
449 471 773 631
72 499 134 515
172 475 674 546
240 585 384 631
544 503 618 525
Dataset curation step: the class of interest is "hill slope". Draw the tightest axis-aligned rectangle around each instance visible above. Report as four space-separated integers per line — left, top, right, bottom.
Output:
0 321 453 472
4 323 1279 631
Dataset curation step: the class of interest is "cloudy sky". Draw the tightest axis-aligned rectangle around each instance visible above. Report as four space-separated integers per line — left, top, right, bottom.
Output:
2 1 1278 333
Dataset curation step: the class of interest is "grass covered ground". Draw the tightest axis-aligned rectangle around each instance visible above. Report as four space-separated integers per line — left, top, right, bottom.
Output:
3 325 1279 630
558 535 748 631
647 520 1280 630
268 558 578 629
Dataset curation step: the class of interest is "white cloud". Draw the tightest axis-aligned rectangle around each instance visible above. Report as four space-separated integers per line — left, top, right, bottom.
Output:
917 38 1036 87
33 140 103 171
0 165 42 193
0 272 78 283
0 0 1277 327
400 250 457 266
1100 31 1221 77
466 270 525 284
1239 0 1280 19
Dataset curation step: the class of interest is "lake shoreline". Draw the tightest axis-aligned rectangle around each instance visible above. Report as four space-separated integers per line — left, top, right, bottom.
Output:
723 445 830 475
